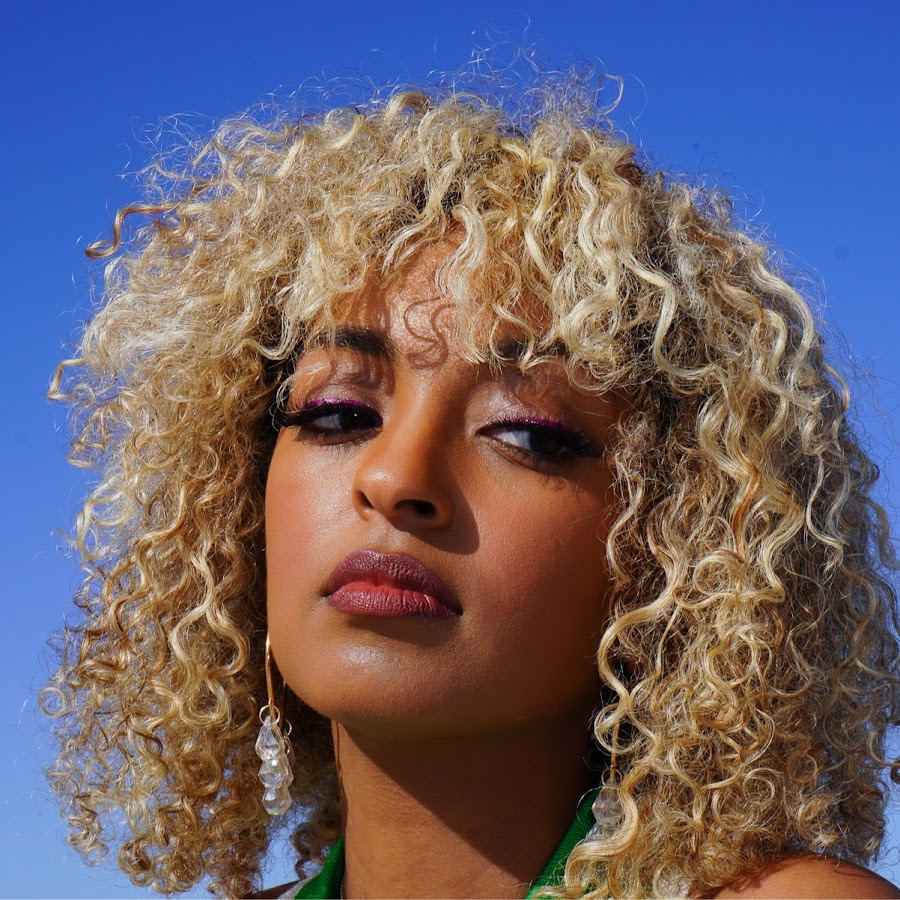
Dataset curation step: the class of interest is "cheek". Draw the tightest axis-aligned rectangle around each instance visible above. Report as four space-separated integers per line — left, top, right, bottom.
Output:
265 444 310 589
484 473 613 622
469 487 614 714
265 442 346 584
265 442 342 634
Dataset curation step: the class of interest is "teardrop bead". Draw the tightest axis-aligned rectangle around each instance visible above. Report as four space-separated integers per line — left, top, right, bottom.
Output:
259 755 294 787
263 784 292 816
588 784 623 840
255 715 285 760
591 784 623 824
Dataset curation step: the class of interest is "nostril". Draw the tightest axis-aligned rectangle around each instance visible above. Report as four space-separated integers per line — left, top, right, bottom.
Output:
406 499 437 518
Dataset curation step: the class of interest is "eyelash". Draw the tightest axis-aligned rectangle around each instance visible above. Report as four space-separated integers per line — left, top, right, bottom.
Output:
480 416 602 462
278 399 381 439
278 399 601 463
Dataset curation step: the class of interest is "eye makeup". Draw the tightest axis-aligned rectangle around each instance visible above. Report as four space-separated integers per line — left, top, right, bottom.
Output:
278 398 382 439
479 415 604 463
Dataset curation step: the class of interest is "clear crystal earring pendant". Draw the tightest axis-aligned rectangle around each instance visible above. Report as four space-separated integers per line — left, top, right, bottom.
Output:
588 720 623 840
255 634 294 816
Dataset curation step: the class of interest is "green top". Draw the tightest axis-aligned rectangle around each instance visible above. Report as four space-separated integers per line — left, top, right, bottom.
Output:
295 789 597 899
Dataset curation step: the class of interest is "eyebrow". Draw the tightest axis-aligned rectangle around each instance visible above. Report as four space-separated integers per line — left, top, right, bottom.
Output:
308 326 395 362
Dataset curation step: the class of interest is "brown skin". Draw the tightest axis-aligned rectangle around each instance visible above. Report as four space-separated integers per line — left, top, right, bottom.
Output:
265 242 899 898
714 855 900 899
329 723 598 898
266 242 618 897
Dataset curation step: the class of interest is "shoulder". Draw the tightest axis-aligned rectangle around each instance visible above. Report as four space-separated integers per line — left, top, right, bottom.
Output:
714 855 900 899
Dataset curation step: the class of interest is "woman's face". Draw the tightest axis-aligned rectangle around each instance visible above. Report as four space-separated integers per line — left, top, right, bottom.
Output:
266 242 620 740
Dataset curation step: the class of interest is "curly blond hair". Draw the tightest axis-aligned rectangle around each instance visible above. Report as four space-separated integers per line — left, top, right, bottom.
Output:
43 75 900 898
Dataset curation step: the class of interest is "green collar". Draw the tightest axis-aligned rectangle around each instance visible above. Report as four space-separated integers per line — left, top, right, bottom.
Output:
295 789 596 899
294 833 345 900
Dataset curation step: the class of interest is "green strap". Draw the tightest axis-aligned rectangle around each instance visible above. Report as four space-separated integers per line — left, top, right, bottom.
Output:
295 791 596 899
294 836 344 899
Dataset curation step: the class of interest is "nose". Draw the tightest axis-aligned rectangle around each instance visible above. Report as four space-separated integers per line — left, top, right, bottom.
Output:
352 407 455 531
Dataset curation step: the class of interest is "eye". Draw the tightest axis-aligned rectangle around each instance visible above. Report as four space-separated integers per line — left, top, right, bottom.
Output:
481 417 601 462
279 399 382 439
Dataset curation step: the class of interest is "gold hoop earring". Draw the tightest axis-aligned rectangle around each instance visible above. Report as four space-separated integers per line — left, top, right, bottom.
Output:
590 719 623 839
255 634 294 816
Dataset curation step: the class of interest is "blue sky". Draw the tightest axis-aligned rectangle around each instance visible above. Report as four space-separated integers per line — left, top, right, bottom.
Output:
3 1 899 896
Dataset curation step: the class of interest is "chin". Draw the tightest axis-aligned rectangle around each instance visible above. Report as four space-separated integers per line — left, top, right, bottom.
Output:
290 668 477 740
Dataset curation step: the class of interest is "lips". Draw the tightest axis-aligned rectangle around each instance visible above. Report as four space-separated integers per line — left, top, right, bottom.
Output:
324 550 460 619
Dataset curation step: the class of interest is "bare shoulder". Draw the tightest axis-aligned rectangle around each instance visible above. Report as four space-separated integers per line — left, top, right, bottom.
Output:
714 855 900 899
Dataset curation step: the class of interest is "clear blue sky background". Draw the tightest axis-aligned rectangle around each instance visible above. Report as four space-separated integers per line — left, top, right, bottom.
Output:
3 1 899 896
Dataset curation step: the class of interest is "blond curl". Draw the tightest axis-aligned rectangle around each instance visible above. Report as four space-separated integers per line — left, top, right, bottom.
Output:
43 75 900 898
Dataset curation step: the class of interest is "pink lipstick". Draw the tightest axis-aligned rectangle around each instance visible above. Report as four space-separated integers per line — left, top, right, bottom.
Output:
325 550 459 619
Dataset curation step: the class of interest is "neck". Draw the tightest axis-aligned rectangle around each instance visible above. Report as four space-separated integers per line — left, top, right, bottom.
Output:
333 720 595 899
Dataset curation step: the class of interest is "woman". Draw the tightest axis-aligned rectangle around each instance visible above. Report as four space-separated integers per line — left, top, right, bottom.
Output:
43 77 900 898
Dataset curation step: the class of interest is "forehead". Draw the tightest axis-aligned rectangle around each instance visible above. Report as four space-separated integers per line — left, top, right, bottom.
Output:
293 241 631 413
313 239 556 368
347 245 455 339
